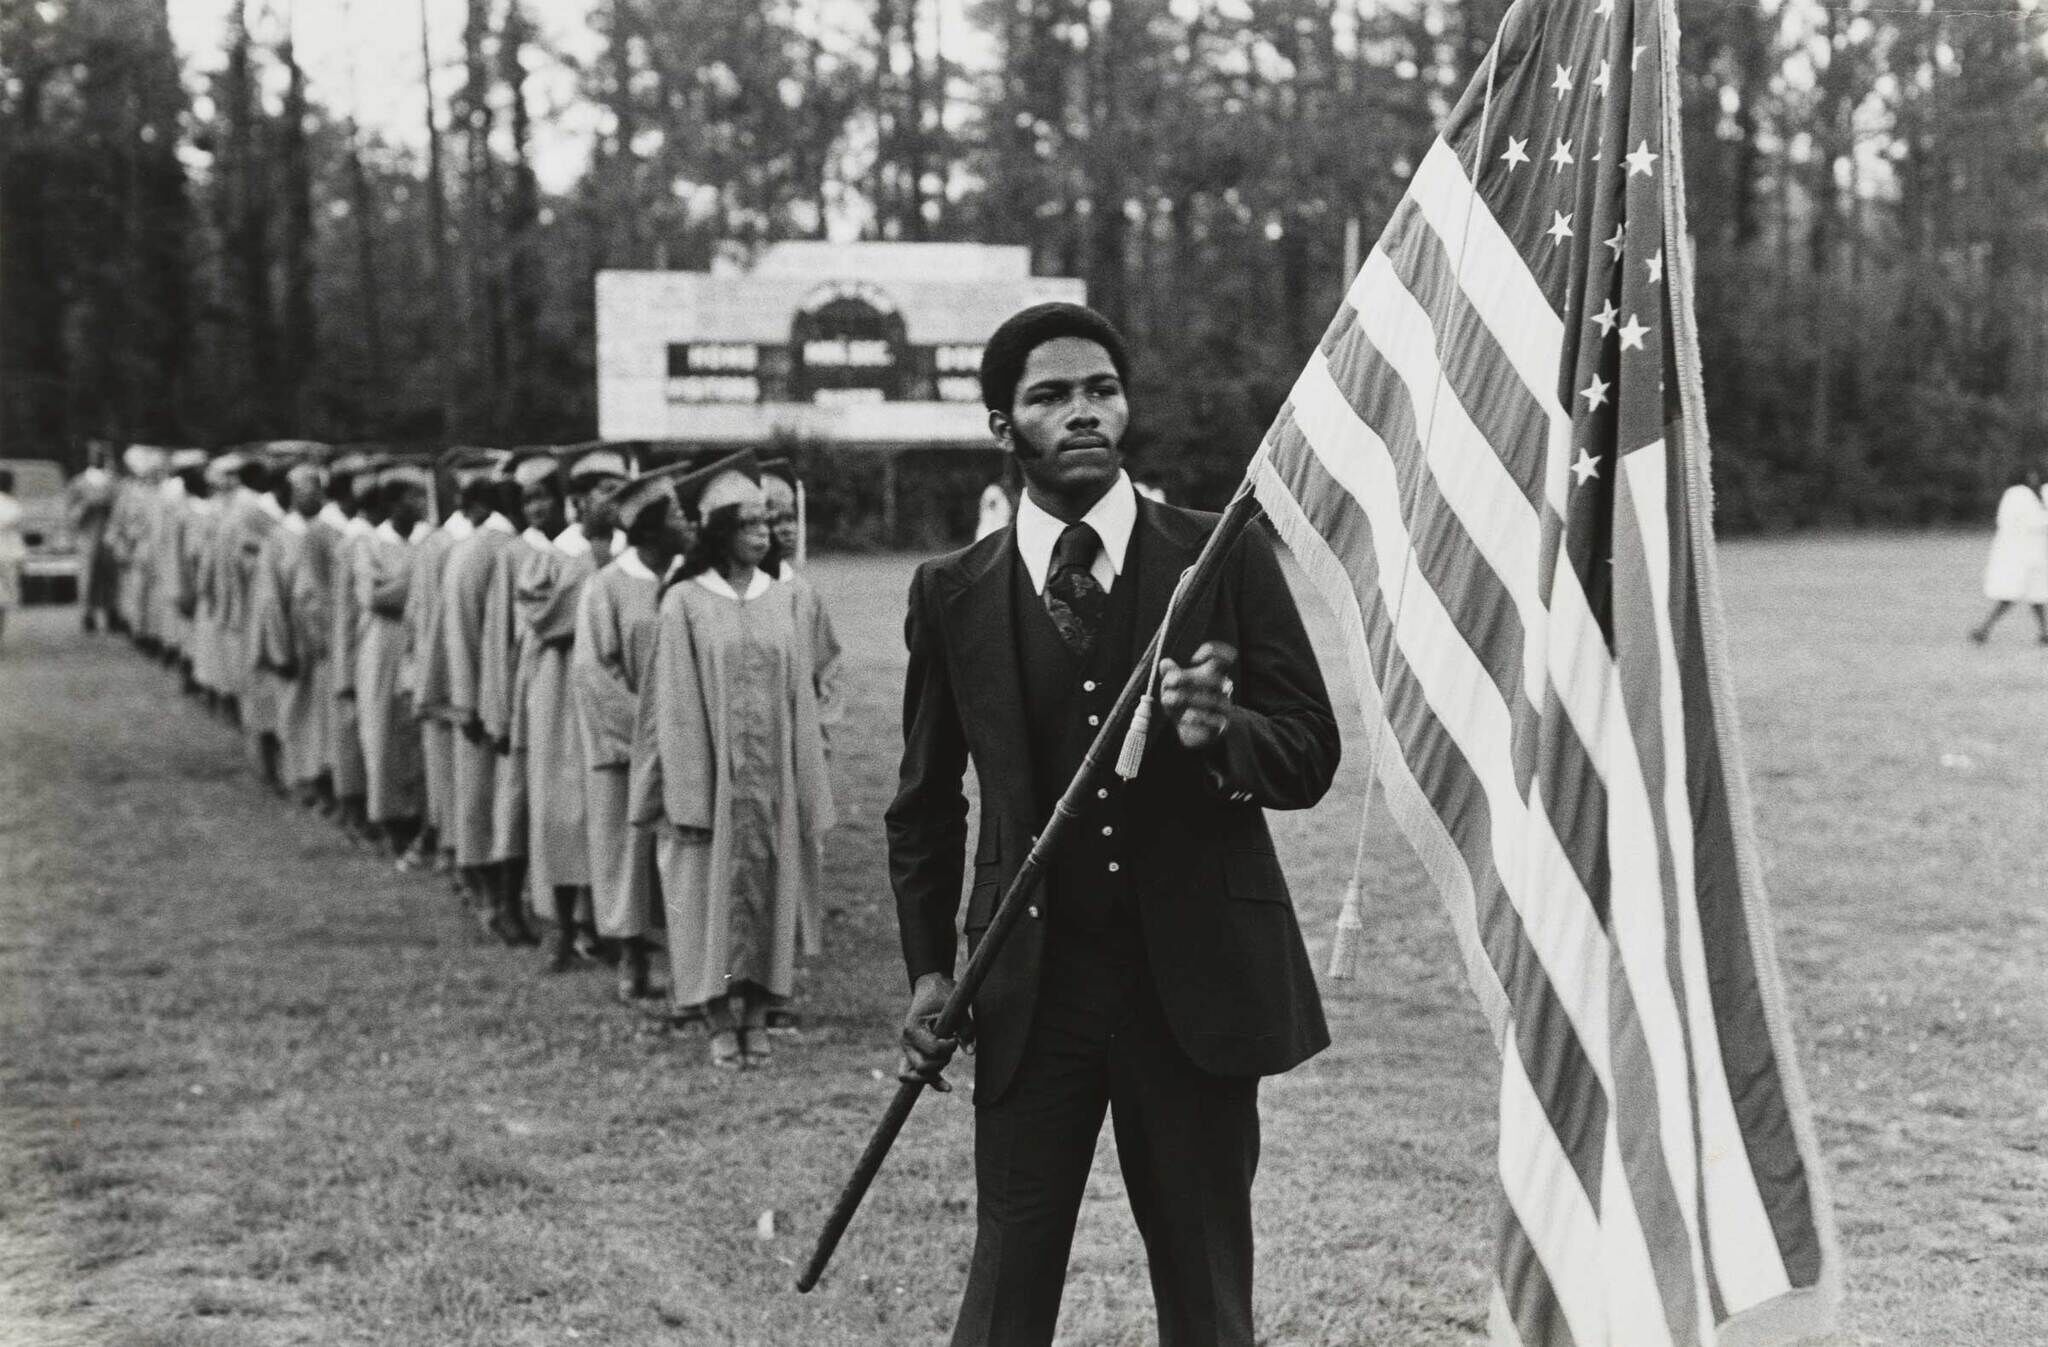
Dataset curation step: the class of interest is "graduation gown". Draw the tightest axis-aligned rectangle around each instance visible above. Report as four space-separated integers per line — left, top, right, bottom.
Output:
239 500 292 741
290 515 343 785
358 520 428 823
572 552 665 939
510 525 599 904
181 500 224 692
249 516 310 768
329 514 374 800
478 531 539 866
109 483 153 636
223 490 280 715
150 481 190 654
253 514 332 788
630 570 839 1005
407 514 472 837
441 515 516 867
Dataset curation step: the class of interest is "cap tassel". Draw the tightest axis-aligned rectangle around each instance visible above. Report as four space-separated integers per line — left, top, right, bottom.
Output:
1326 879 1365 981
1115 694 1154 781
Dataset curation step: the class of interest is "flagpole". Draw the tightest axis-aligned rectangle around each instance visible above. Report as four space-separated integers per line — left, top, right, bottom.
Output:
796 484 1266 1294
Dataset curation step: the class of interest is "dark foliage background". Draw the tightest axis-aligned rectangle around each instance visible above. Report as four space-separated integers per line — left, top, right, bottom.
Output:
3 0 2044 532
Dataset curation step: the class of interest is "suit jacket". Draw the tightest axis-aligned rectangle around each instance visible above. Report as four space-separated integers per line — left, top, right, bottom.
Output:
887 495 1341 1102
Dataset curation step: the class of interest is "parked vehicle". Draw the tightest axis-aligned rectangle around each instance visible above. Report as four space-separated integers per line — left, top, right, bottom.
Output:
0 460 79 604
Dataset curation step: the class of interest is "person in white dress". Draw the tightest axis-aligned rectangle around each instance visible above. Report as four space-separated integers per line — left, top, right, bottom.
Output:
1970 465 2048 645
0 470 23 651
974 480 1012 540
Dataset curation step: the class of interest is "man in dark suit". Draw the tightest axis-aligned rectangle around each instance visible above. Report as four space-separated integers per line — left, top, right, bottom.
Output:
887 302 1341 1346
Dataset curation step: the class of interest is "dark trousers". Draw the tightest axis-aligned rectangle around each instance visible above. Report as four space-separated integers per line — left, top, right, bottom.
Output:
951 934 1260 1347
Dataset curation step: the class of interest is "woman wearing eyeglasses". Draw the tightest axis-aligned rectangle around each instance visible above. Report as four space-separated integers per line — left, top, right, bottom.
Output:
630 468 841 1069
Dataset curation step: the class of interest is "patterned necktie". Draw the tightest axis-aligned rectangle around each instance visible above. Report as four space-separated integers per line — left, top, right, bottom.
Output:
1044 522 1106 656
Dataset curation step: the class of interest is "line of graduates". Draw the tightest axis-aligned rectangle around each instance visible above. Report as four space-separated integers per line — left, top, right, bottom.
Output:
90 442 841 1067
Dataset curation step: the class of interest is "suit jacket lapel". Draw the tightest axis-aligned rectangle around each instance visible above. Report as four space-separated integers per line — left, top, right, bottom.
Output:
942 533 1035 826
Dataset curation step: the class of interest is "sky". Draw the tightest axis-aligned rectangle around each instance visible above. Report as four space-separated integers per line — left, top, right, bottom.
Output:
163 0 986 196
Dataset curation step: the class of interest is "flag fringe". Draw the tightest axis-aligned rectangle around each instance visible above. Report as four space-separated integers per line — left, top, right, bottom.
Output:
1656 0 1844 1335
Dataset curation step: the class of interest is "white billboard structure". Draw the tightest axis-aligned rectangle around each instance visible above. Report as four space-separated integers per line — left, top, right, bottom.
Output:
596 242 1086 448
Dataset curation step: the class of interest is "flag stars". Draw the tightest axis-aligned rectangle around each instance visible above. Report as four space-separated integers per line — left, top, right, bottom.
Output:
1580 373 1611 410
1592 60 1612 97
1591 300 1619 337
1646 249 1665 284
1604 224 1627 260
1552 63 1575 99
1595 0 1616 18
1618 313 1651 351
1546 211 1575 247
1501 136 1531 171
1632 43 1647 71
1626 140 1659 177
1571 448 1601 486
1550 137 1575 173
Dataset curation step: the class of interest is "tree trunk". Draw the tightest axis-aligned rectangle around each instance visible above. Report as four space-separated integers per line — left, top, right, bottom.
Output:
499 0 541 433
419 0 459 437
280 29 319 433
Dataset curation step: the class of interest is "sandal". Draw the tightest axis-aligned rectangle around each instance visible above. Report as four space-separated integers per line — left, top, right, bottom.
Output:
709 1029 744 1070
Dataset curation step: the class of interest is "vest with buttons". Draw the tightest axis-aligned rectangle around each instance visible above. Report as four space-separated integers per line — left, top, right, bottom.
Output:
1010 529 1141 944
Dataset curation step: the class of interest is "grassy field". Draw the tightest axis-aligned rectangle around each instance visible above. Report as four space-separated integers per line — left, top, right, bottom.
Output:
1 532 2042 1346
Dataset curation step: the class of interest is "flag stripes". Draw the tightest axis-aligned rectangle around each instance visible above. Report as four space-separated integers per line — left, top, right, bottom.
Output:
1246 0 1834 1339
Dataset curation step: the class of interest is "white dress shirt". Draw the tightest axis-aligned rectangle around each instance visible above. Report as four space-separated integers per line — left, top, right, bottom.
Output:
1013 470 1137 595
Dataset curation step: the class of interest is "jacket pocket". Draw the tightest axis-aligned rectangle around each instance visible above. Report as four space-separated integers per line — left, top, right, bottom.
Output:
1223 845 1290 905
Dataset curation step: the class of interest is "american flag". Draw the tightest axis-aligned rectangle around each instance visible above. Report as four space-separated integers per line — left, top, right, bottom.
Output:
1245 0 1839 1342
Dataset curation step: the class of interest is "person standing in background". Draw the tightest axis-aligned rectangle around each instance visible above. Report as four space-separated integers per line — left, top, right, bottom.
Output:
358 466 432 859
763 468 803 576
184 458 235 712
68 444 118 633
760 461 839 1032
0 470 22 652
1970 464 2048 645
575 469 693 1007
402 451 492 876
478 456 563 948
254 463 334 809
326 457 381 842
238 463 292 792
443 470 530 943
632 466 840 1069
502 449 626 970
975 480 1012 541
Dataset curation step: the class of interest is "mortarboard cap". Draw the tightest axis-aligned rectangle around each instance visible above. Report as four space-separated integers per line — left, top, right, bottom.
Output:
568 446 631 485
122 444 170 476
602 450 759 534
698 468 765 517
440 446 509 488
379 462 434 494
330 451 381 480
602 475 679 535
511 448 564 489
